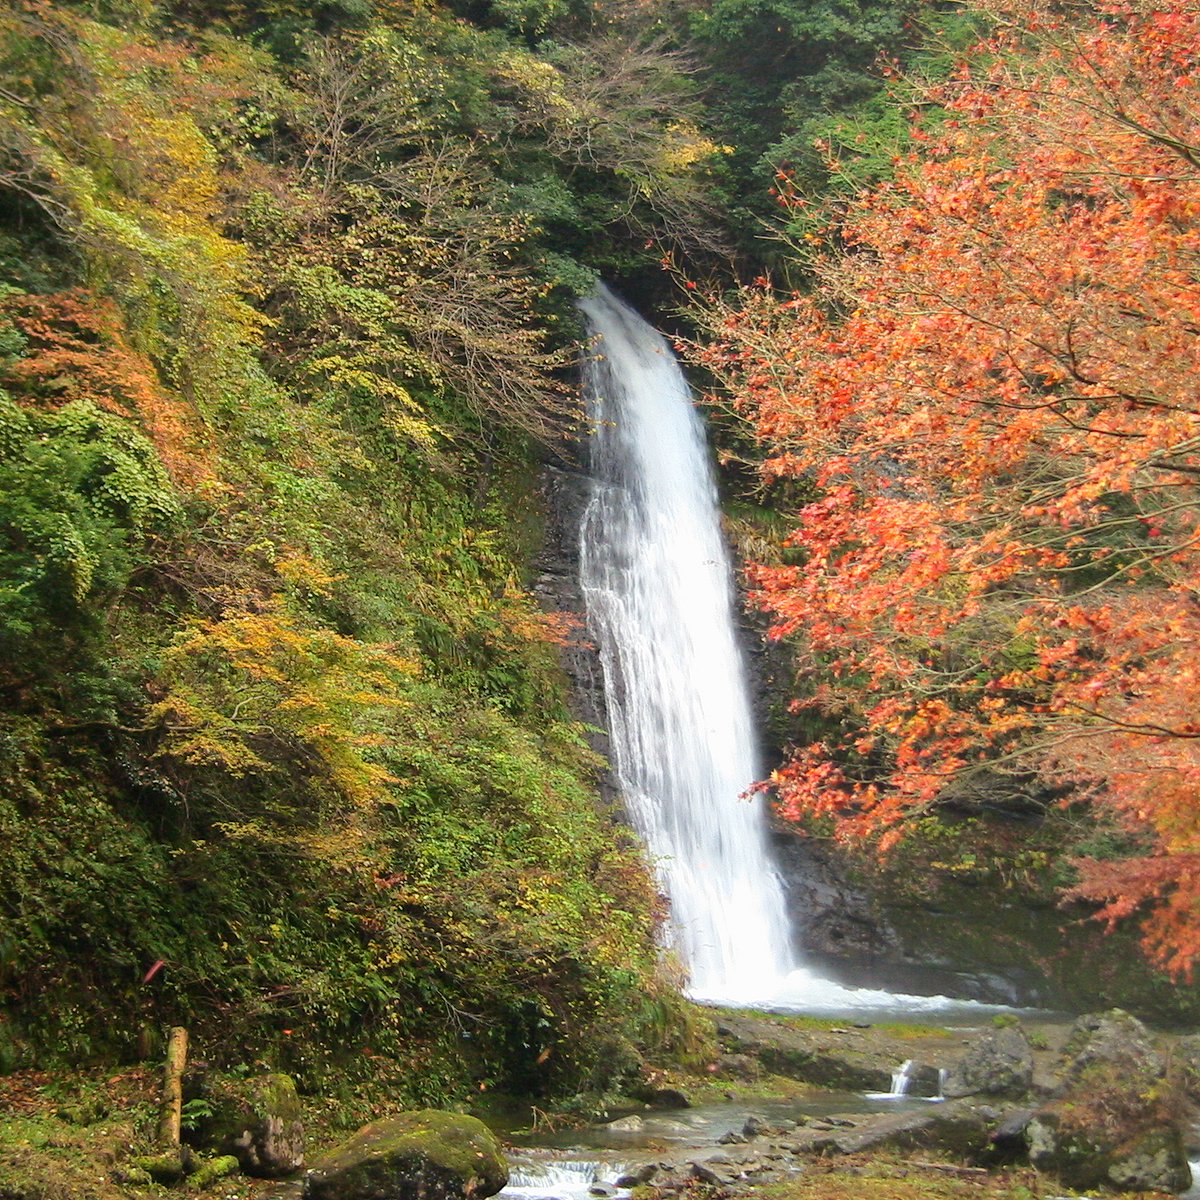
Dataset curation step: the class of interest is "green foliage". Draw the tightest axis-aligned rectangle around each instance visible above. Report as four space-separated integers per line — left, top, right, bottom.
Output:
0 391 179 676
0 0 691 1111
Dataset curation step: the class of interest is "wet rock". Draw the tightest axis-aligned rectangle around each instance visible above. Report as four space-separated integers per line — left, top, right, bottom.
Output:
983 1106 1037 1162
689 1158 739 1187
588 1184 617 1197
644 1119 694 1134
614 1164 657 1187
629 1086 691 1109
605 1115 644 1132
532 463 612 778
716 1131 747 1145
1024 1010 1190 1193
741 1116 768 1138
942 1025 1033 1099
302 1110 507 1200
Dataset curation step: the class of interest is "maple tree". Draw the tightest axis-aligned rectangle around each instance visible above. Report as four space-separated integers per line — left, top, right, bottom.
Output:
695 0 1200 973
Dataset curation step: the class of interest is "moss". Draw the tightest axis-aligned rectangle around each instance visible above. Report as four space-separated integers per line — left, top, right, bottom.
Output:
749 1152 1048 1200
186 1154 240 1187
305 1110 508 1200
252 1074 301 1124
715 1008 953 1040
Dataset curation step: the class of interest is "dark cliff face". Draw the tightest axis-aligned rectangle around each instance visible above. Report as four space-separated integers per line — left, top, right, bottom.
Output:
532 460 615 798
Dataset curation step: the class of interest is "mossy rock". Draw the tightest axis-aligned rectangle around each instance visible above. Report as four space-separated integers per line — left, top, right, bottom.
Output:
198 1072 304 1178
1026 1012 1190 1193
303 1109 508 1200
1027 1112 1191 1192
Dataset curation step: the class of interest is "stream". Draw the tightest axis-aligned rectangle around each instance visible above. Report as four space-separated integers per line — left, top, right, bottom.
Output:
498 1092 946 1200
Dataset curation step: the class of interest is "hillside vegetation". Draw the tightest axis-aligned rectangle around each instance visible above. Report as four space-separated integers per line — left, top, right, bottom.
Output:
0 0 734 1099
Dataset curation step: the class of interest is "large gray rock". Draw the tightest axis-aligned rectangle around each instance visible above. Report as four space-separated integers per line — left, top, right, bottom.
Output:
942 1025 1033 1099
303 1110 508 1200
1061 1008 1163 1083
1026 1112 1190 1193
1025 1010 1190 1193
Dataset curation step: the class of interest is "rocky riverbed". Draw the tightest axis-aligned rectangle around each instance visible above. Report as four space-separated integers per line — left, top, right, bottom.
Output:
3 1006 1199 1198
500 1008 1200 1200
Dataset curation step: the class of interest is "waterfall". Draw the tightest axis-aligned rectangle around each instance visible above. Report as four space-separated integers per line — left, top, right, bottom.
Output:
576 284 1000 1015
889 1060 916 1096
577 284 794 1003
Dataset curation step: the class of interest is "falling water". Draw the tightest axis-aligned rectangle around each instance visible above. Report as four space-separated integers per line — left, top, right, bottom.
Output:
578 284 793 1004
577 285 1002 1015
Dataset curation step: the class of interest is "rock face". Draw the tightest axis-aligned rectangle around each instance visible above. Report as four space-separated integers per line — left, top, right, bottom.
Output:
1025 1010 1191 1193
532 462 611 775
942 1025 1033 1099
303 1110 508 1200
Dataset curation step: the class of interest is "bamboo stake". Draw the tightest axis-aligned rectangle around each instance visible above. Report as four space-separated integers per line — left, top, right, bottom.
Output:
157 1026 188 1150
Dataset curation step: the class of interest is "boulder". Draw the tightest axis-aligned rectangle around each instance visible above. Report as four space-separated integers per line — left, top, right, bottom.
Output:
303 1110 508 1200
1173 1031 1200 1103
942 1025 1033 1099
715 1014 894 1092
1025 1010 1190 1193
606 1115 644 1132
1061 1008 1163 1083
629 1085 692 1109
817 1101 998 1158
1026 1112 1190 1193
198 1072 305 1178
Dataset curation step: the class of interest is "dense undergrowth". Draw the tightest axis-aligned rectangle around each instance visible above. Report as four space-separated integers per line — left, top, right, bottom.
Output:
0 0 737 1101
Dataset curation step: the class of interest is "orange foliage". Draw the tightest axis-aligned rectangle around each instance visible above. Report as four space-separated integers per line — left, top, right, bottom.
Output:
1 290 213 486
696 0 1200 971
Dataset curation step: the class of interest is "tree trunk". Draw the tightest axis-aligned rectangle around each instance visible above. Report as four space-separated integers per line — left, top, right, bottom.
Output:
157 1026 188 1150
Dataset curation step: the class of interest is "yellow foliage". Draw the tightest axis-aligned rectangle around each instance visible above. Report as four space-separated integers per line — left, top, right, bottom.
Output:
151 607 418 814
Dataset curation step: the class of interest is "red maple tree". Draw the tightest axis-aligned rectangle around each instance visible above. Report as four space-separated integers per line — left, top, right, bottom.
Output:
695 0 1200 973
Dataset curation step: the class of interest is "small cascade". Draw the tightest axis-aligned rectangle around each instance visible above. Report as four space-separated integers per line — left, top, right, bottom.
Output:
868 1059 946 1102
502 1158 629 1200
889 1060 916 1097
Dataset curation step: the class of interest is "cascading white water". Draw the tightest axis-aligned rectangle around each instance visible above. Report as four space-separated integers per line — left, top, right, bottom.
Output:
577 284 1002 1015
889 1060 916 1096
577 284 794 1003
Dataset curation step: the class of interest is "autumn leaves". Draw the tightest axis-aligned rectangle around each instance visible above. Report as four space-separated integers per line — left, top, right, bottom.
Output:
697 0 1200 971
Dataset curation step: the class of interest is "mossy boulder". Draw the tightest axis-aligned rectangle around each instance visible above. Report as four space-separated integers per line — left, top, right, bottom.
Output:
195 1072 304 1178
302 1109 508 1200
1025 1010 1191 1192
1026 1112 1190 1192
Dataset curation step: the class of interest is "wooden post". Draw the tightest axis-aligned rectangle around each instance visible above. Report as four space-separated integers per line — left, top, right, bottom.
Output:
157 1026 188 1150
